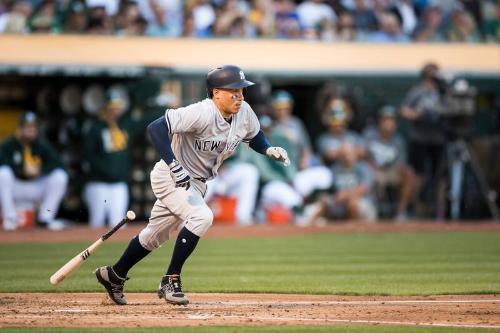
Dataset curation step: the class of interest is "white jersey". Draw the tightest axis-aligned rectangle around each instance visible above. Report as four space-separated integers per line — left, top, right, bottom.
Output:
165 98 260 180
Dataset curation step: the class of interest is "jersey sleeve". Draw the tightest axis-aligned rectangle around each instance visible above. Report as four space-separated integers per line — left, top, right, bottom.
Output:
165 101 209 134
242 102 261 142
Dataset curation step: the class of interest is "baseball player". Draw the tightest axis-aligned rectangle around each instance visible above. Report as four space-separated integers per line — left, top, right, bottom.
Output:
95 65 290 306
0 112 68 230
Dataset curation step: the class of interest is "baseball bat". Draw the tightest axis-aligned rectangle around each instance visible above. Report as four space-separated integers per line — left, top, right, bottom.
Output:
49 210 136 286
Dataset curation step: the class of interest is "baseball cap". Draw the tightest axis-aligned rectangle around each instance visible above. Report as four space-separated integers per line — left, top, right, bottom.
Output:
18 111 38 126
378 105 397 118
106 90 126 109
271 90 293 107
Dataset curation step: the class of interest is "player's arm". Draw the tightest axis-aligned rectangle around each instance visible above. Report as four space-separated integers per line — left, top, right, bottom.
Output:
147 117 190 188
249 129 290 166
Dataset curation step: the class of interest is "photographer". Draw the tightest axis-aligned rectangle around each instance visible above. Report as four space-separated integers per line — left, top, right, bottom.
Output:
400 63 446 216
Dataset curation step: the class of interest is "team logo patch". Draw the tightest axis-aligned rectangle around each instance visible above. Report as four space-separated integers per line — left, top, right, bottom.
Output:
239 70 245 80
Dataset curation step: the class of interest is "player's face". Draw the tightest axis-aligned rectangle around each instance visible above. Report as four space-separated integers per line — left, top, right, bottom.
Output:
213 88 244 117
18 123 38 143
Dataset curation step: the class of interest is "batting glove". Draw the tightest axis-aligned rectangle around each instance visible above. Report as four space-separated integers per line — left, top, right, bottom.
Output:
168 160 191 189
266 147 290 166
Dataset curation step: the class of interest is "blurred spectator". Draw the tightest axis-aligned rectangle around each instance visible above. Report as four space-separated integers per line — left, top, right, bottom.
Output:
270 90 312 170
481 1 499 42
351 0 377 32
296 0 336 33
115 1 141 34
29 0 60 33
0 1 32 34
446 6 481 42
391 0 418 35
0 112 68 231
189 0 216 37
332 12 357 41
138 0 184 37
413 5 446 42
62 1 87 34
368 12 410 42
86 5 112 34
364 105 416 220
274 0 301 39
247 0 274 37
205 155 260 225
82 91 160 228
214 0 252 37
400 63 446 216
85 0 119 16
306 142 377 224
316 99 366 166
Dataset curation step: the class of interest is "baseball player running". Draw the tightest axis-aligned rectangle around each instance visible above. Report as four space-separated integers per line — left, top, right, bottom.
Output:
95 65 290 305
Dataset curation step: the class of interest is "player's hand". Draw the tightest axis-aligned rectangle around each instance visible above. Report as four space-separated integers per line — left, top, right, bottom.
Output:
168 160 191 189
266 147 290 166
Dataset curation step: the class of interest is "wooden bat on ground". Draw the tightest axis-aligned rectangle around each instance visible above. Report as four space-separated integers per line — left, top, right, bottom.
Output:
49 210 136 285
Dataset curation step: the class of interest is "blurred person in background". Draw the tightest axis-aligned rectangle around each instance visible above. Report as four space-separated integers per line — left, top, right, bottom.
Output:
306 142 377 224
214 0 252 37
28 0 60 33
400 62 446 217
0 1 32 34
446 6 481 42
296 0 336 36
0 112 68 231
351 0 378 32
316 99 366 166
62 1 87 34
274 0 301 39
332 12 357 41
137 0 184 37
413 5 446 42
85 0 119 16
481 0 499 42
86 5 112 34
364 105 416 220
82 92 160 228
270 90 311 170
368 12 410 42
390 0 418 35
247 0 274 37
189 0 216 37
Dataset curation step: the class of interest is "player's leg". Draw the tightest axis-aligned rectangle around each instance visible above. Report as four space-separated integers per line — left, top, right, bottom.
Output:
84 182 107 229
38 169 68 229
95 198 180 306
0 166 18 230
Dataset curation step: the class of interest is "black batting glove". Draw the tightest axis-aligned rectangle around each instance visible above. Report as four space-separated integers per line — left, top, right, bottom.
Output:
168 160 191 190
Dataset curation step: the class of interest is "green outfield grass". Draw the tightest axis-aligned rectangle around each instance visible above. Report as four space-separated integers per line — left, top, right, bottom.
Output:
0 231 499 294
1 326 500 333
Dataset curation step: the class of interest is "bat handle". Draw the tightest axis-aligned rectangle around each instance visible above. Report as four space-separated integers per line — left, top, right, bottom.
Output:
101 218 128 241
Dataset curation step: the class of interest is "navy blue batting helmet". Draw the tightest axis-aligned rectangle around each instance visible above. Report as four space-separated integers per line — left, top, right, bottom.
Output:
206 65 255 97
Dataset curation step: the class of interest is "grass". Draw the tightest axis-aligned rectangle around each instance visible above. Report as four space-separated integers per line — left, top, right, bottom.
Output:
0 231 499 295
1 326 500 333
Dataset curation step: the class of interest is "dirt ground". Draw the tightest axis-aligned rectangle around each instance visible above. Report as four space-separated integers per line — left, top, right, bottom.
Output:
1 222 500 329
0 293 499 329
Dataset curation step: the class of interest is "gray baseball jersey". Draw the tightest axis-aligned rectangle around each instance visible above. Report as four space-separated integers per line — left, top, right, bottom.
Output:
165 98 260 180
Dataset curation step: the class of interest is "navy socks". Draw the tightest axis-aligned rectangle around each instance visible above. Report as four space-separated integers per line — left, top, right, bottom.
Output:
166 227 200 275
112 235 151 278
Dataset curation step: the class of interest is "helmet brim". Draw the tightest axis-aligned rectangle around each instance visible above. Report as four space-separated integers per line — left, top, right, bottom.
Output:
219 79 255 89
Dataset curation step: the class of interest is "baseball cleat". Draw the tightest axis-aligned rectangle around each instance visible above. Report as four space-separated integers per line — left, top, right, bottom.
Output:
95 266 129 305
158 274 189 305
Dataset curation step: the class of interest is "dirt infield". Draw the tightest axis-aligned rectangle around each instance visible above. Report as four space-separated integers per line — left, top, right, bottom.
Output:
1 293 499 329
2 221 500 244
